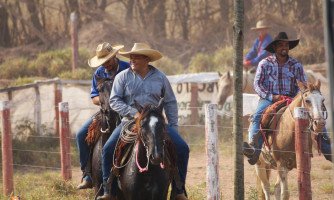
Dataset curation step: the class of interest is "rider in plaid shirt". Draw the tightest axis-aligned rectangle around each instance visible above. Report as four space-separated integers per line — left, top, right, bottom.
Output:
243 32 332 165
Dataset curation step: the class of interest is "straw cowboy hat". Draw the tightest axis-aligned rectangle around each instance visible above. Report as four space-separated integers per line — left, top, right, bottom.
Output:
119 43 163 62
251 20 271 30
88 42 124 67
265 32 300 53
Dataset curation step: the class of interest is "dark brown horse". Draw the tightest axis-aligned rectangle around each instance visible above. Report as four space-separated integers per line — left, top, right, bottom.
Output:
113 99 177 200
86 76 120 195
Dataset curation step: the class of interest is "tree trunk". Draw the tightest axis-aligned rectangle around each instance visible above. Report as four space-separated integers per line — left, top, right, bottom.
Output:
151 1 166 38
296 0 311 23
218 0 230 44
175 0 190 40
25 0 43 32
0 3 11 47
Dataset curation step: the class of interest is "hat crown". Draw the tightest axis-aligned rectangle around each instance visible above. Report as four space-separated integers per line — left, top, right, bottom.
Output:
96 42 114 58
256 20 269 28
131 43 152 51
274 32 289 40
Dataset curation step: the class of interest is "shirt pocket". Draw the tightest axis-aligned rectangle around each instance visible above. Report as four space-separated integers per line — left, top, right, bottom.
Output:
283 68 295 80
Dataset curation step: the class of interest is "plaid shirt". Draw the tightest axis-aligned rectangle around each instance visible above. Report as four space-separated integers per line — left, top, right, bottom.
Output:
254 55 307 101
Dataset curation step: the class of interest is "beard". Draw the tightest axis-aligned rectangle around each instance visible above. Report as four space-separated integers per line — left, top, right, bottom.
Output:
277 49 288 57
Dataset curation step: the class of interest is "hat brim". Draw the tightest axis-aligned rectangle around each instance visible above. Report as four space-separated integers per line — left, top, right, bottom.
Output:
88 45 124 68
119 49 163 62
264 39 300 53
251 26 271 30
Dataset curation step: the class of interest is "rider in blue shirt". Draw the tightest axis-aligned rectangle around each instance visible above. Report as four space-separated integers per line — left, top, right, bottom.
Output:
244 20 273 71
76 42 130 189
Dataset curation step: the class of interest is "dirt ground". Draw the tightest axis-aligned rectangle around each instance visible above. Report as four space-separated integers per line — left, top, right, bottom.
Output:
72 143 334 199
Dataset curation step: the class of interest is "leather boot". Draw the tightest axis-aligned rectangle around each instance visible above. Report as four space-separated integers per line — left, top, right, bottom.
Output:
76 175 93 189
243 132 261 165
175 193 188 200
97 181 111 200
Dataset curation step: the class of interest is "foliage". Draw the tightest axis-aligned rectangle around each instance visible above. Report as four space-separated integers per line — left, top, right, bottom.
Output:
0 58 32 79
59 68 93 80
154 57 185 75
188 53 215 73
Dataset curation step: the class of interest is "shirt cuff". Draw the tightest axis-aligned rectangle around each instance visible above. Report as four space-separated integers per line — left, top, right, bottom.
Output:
129 108 138 118
266 94 273 102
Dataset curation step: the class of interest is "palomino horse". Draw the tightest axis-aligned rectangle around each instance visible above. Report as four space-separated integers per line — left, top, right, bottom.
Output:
86 76 120 195
216 70 255 106
255 80 327 200
112 99 177 200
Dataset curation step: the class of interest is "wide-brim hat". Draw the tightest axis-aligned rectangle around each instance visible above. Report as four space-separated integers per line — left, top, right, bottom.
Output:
88 42 124 68
251 20 271 30
265 32 300 53
119 43 163 62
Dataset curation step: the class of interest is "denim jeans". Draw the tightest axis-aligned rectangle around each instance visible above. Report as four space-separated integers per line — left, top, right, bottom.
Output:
101 123 189 193
249 98 332 159
248 98 273 149
76 117 93 171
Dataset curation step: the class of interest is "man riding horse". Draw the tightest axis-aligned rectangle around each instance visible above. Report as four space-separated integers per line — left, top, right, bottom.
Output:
76 42 130 189
97 43 189 200
243 32 333 165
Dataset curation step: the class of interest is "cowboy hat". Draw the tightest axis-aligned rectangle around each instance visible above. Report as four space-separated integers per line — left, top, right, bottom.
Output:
265 32 300 53
88 42 124 68
119 43 163 62
251 20 271 30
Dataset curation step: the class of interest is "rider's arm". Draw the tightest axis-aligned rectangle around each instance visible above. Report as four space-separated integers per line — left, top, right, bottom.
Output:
254 59 273 101
249 35 272 66
162 75 178 130
110 71 138 118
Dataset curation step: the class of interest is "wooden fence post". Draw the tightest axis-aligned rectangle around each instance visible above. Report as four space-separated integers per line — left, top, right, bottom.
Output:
34 84 41 134
294 107 312 200
70 11 78 74
190 83 199 124
59 102 72 180
1 101 14 196
205 103 220 200
54 81 62 135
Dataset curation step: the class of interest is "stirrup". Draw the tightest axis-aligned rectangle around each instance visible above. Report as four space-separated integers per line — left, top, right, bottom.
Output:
247 149 261 165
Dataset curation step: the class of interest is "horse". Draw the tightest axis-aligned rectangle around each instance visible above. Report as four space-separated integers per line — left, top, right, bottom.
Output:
255 80 327 200
85 76 120 195
112 98 177 200
216 70 255 106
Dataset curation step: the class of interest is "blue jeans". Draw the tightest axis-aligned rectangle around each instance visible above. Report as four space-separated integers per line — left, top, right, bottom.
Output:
76 117 93 171
248 98 273 148
101 123 189 192
249 98 332 160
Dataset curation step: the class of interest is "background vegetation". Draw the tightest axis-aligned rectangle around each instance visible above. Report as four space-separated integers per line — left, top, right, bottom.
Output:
0 0 326 88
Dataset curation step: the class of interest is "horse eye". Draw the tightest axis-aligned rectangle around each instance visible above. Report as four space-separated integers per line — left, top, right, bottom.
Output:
305 99 311 104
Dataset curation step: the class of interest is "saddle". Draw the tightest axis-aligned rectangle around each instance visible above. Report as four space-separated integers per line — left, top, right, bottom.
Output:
260 99 288 135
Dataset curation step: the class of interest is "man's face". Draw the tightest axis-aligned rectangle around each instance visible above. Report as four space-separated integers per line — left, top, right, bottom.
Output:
103 56 117 70
130 54 150 70
274 41 289 57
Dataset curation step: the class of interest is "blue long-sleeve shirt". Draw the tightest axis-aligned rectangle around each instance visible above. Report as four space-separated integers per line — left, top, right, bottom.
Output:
90 59 130 98
109 66 178 129
254 55 307 101
245 34 273 67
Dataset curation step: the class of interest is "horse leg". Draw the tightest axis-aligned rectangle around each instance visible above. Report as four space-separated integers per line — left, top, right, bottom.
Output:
255 163 271 200
274 174 281 200
276 166 289 200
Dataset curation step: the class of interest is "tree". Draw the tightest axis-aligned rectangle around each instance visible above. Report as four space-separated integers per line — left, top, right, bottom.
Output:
0 2 11 47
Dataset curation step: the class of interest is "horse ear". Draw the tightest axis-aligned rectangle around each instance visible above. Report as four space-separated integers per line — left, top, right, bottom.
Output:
218 71 222 77
297 80 307 92
315 79 321 90
227 71 231 78
156 97 164 112
134 100 143 113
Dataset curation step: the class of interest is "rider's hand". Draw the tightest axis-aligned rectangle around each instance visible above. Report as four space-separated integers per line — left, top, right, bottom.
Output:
272 95 281 102
134 112 140 119
243 60 251 70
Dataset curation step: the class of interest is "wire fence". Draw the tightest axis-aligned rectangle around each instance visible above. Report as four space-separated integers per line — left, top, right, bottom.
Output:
0 79 333 199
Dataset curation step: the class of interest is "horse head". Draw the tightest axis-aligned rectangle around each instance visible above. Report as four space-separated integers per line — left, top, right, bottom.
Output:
217 71 233 105
96 75 114 133
134 98 166 165
298 80 327 132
